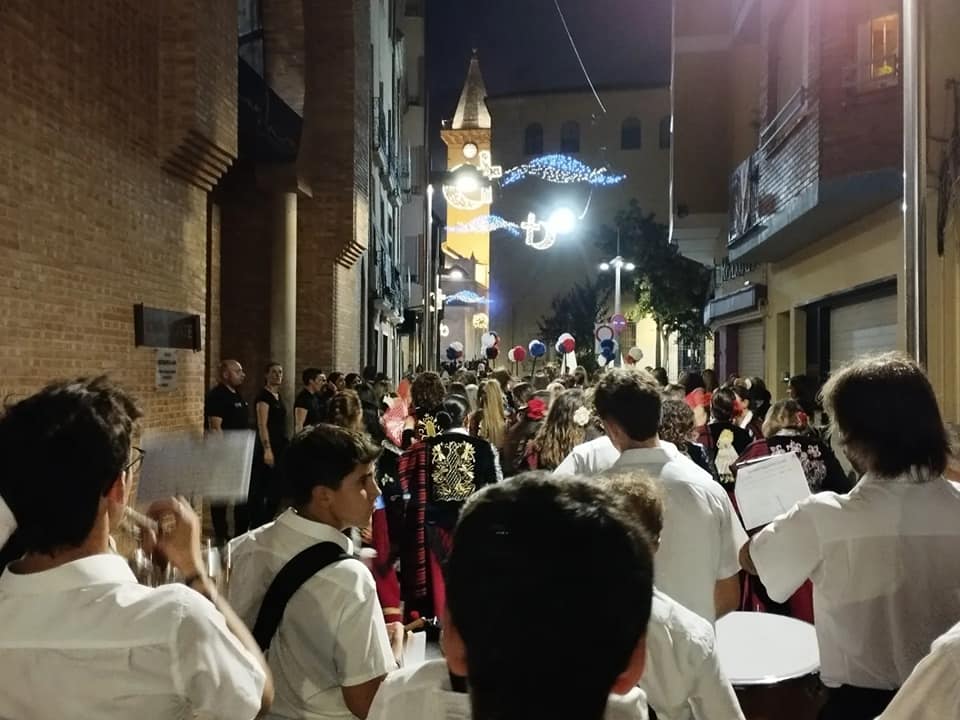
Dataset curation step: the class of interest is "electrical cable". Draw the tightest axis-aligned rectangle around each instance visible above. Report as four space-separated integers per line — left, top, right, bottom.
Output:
553 0 607 115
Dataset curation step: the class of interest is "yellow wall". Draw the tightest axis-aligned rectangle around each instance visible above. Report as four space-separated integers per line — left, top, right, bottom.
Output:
763 203 904 397
442 129 492 287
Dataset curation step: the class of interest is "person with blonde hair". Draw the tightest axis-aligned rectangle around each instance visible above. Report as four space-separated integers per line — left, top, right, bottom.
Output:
599 472 745 720
526 389 595 471
470 380 507 449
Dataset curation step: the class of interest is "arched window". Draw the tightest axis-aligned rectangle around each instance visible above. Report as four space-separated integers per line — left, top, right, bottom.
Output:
560 121 580 153
659 116 671 149
524 123 544 155
621 117 642 150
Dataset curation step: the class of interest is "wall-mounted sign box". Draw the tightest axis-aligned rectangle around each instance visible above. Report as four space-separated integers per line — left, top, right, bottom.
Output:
133 304 201 351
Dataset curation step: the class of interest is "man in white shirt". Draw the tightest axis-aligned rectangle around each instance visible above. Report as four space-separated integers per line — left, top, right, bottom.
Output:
554 433 619 475
369 474 655 720
595 368 745 623
876 620 960 720
0 377 272 719
599 473 745 720
229 423 404 720
739 353 960 720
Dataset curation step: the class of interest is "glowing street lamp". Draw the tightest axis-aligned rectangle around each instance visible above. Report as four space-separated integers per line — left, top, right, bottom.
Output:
598 229 635 366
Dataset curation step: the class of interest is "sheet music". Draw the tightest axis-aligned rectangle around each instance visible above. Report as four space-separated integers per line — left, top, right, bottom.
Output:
137 430 255 504
734 452 811 530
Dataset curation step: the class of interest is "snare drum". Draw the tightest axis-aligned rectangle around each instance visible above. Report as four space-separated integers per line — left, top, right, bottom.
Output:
715 612 826 720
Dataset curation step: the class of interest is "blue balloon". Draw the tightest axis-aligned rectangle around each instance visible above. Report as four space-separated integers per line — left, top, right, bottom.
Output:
528 340 547 358
446 346 459 361
600 339 616 352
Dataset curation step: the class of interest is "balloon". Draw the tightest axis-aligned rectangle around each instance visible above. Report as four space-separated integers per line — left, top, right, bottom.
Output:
507 347 516 362
481 333 496 349
485 346 499 360
626 347 644 365
512 345 527 362
528 340 547 358
558 332 574 343
595 325 614 342
490 331 501 347
611 313 628 334
451 341 464 353
597 354 610 368
446 346 459 361
600 338 616 353
561 337 575 353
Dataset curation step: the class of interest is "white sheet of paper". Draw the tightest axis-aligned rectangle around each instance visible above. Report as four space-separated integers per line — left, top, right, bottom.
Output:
735 452 811 530
403 631 427 669
137 430 255 504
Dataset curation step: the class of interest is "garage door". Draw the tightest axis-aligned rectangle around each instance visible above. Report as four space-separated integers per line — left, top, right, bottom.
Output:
829 294 898 370
737 322 765 380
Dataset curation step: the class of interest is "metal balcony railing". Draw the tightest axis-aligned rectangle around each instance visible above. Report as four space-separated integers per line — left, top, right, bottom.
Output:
759 86 808 155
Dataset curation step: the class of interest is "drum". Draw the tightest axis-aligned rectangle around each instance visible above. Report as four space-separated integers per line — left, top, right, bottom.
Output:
715 612 826 720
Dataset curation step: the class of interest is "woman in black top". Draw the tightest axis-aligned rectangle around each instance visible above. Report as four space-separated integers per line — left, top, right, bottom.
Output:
247 362 289 529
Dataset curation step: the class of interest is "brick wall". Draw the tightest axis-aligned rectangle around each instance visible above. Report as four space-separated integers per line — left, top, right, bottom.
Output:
756 0 821 221
818 0 902 179
0 1 236 433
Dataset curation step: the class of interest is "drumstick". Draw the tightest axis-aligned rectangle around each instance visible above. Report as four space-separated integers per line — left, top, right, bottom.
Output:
404 618 426 632
123 506 159 534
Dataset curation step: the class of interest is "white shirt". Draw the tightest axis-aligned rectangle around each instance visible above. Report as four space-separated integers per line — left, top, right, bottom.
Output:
0 554 265 720
610 443 747 622
228 509 396 720
750 474 960 689
555 435 620 476
642 590 744 720
0 495 15 548
877 620 960 720
367 658 649 720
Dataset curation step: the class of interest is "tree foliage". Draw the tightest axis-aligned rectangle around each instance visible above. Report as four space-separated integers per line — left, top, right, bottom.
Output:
597 201 712 345
537 278 611 373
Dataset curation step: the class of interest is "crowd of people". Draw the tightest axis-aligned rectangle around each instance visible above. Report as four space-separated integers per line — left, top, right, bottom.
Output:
0 352 958 720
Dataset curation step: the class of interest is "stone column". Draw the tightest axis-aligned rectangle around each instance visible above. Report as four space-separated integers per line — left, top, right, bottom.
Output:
271 191 298 436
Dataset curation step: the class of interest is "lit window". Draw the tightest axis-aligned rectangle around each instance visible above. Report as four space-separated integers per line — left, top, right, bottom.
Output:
870 14 899 80
560 121 580 153
621 117 642 150
524 123 544 155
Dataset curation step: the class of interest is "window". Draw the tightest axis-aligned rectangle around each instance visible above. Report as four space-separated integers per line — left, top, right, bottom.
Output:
560 121 580 153
524 123 544 155
621 117 642 150
854 12 900 89
659 116 671 149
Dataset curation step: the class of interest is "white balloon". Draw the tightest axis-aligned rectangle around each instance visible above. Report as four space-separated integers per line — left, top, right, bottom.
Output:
451 341 464 353
481 333 495 349
507 348 516 362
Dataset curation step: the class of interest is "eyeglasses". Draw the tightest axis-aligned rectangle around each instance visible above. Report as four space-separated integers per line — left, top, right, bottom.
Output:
123 447 146 474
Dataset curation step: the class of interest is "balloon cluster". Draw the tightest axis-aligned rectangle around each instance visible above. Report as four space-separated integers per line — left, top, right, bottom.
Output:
507 345 527 363
625 347 644 365
481 331 501 361
446 341 464 361
555 332 576 355
597 338 618 368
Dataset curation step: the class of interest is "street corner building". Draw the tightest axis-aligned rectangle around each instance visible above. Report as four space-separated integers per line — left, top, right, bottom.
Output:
0 0 431 439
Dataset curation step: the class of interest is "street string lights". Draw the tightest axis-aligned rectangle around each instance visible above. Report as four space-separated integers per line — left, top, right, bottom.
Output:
501 154 626 187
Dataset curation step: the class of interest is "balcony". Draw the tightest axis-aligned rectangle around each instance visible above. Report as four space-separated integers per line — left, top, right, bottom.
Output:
726 83 901 264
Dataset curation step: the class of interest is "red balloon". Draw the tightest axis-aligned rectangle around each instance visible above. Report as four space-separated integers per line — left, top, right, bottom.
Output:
561 338 575 353
512 345 527 362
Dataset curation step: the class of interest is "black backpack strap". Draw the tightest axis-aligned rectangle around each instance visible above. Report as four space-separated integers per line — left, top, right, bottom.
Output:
252 541 351 651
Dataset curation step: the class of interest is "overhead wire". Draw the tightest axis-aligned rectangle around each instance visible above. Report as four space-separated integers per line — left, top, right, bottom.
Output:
553 0 607 116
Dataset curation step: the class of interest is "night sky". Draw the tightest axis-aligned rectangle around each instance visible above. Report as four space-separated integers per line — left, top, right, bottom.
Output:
427 0 672 161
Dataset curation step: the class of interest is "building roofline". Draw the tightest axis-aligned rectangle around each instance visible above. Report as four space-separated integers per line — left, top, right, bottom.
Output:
486 82 669 101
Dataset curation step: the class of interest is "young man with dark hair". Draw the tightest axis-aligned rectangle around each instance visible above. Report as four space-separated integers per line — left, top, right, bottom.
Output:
294 367 325 434
0 377 272 719
368 473 654 720
739 353 960 720
206 358 251 543
229 423 404 720
601 474 745 720
595 368 746 623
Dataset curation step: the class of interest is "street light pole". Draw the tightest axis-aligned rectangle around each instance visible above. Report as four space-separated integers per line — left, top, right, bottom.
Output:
600 227 635 367
425 184 434 370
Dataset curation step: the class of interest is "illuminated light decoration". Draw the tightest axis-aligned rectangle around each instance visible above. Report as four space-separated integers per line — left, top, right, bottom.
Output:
445 290 488 306
447 214 521 237
472 313 490 330
501 154 627 187
442 183 493 211
439 323 450 338
478 150 503 180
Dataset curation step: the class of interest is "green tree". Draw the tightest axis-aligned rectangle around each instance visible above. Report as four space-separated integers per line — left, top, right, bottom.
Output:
537 278 611 373
596 201 712 363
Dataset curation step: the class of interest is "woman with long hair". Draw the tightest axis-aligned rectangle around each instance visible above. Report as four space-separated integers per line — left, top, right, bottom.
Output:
402 371 446 449
470 379 507 449
501 390 552 477
398 394 501 620
526 389 594 471
327 389 364 433
707 386 753 486
659 399 713 477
